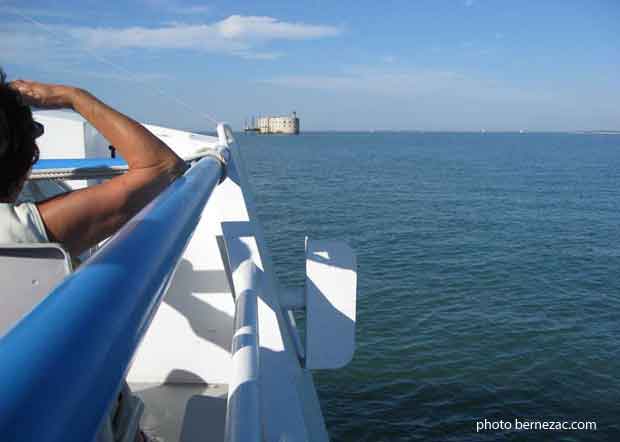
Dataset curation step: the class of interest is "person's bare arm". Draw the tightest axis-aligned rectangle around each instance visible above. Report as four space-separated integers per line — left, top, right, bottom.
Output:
11 80 187 255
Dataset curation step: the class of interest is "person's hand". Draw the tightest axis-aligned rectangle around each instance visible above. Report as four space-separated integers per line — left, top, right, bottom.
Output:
9 80 78 109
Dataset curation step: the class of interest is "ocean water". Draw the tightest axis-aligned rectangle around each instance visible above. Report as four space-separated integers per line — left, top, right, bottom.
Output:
238 132 620 442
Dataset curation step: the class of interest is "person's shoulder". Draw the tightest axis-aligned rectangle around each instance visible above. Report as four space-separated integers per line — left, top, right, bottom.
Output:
0 202 49 243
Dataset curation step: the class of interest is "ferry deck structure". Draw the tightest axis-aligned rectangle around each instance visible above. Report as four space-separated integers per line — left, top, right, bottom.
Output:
0 110 357 442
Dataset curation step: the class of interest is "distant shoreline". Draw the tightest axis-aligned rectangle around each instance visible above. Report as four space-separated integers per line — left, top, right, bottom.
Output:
574 131 620 135
195 129 620 136
231 130 620 135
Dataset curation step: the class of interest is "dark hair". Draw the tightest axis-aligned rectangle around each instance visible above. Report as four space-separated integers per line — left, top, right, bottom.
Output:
0 68 40 199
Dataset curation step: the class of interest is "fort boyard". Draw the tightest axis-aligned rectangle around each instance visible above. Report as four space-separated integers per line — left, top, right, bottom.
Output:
245 112 300 135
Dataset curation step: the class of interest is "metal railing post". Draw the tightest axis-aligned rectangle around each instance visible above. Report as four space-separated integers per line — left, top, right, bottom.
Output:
226 287 261 442
224 236 262 442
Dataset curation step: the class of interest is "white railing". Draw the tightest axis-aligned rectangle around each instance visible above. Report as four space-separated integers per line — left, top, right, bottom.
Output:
224 235 262 442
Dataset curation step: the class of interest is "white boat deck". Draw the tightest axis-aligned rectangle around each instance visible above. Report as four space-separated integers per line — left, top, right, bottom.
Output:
133 383 228 442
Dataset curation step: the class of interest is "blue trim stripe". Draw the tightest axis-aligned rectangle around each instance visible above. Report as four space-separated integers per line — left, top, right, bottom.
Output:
34 158 127 170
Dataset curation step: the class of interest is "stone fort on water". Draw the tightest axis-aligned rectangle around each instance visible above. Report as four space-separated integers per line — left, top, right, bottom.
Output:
244 112 300 135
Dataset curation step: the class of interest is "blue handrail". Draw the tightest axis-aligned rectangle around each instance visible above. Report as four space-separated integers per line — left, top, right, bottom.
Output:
31 158 129 181
34 158 127 170
0 156 224 442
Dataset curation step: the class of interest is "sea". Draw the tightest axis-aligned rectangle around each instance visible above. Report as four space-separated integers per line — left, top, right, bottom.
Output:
237 132 620 442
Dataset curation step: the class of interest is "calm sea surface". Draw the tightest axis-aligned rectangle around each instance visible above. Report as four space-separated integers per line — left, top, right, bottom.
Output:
238 132 620 442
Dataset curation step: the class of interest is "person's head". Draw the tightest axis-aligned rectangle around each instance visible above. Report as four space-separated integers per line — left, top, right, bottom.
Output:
0 68 40 201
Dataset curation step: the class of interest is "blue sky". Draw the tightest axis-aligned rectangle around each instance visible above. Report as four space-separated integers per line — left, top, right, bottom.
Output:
1 0 619 131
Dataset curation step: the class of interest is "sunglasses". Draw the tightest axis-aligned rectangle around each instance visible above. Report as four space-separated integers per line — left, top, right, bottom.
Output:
33 121 44 139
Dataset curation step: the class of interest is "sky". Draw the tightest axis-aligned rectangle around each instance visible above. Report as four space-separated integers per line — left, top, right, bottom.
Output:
1 0 619 131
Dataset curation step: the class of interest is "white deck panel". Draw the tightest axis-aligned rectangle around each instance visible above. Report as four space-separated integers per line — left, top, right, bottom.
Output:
34 110 109 160
144 124 220 159
132 383 227 442
127 191 236 385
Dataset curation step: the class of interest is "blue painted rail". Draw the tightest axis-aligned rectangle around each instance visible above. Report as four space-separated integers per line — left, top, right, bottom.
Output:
31 158 129 180
31 152 225 180
0 155 224 442
33 158 127 170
